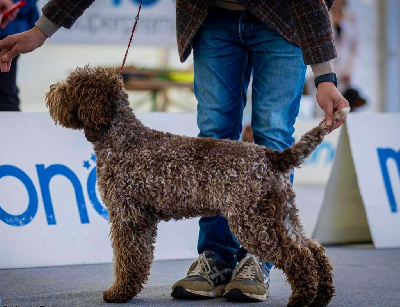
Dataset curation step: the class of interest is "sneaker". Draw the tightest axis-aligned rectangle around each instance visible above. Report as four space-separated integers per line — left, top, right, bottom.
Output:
223 254 270 302
171 251 232 299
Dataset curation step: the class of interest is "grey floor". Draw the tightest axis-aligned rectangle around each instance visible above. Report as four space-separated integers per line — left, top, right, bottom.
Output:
1 246 400 307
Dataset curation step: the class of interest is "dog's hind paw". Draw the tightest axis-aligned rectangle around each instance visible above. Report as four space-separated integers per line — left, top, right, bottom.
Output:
103 285 136 303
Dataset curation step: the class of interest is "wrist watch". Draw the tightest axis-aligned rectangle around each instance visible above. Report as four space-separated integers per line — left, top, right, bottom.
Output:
314 73 338 88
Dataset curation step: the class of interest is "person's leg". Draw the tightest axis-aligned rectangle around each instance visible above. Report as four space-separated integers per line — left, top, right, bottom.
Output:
248 22 306 152
0 52 20 111
236 12 306 260
223 11 306 302
194 8 252 268
171 8 252 300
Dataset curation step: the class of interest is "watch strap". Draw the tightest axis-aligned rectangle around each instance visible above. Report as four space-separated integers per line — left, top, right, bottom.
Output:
314 73 338 88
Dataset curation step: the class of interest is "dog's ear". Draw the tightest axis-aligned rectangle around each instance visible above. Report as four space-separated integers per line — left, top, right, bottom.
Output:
69 66 124 142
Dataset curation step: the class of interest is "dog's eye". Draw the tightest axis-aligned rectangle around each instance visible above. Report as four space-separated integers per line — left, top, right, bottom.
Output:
50 84 56 90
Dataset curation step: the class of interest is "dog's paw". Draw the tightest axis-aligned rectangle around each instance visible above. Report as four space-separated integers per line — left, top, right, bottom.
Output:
103 286 135 303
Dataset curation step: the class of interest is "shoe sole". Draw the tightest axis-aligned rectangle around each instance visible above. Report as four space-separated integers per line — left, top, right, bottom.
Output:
171 285 226 299
223 288 268 302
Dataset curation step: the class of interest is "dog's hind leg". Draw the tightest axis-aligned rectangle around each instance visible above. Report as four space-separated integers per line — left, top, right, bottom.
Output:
307 239 335 306
285 189 335 306
103 210 157 303
227 195 319 307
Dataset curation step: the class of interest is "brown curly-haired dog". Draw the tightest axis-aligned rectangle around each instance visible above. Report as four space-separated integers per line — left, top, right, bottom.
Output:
46 66 349 306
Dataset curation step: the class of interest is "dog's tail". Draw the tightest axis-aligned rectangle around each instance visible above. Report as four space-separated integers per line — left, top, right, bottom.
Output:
268 107 350 172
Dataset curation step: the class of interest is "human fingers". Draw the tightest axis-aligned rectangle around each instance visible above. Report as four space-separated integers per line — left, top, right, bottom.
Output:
0 42 15 72
0 44 8 58
328 98 350 132
0 42 11 72
322 101 334 127
0 58 12 72
329 116 347 133
0 60 11 72
1 44 20 62
0 60 8 72
0 35 14 56
1 35 19 62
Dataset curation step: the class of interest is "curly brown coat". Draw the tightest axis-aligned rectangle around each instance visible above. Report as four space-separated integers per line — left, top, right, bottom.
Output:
46 66 348 306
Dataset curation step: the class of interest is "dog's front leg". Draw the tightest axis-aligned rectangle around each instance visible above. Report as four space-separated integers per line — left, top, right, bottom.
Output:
103 213 157 303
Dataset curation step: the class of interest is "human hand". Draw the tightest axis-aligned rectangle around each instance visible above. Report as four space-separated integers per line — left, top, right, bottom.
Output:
316 82 350 132
0 26 48 72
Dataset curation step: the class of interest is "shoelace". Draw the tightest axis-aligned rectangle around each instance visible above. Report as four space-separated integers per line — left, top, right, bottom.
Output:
232 255 264 282
188 254 211 276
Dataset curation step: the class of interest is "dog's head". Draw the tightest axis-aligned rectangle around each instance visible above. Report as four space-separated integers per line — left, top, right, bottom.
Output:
46 66 126 142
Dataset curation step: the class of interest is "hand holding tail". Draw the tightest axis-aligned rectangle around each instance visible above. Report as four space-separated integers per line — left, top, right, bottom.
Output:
317 82 350 132
268 107 350 172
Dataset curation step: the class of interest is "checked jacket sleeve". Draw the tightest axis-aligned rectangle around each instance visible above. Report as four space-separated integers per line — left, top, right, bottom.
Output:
288 0 337 64
41 0 95 29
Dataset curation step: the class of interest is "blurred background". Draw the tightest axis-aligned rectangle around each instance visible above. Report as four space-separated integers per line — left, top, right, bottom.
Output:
14 0 399 116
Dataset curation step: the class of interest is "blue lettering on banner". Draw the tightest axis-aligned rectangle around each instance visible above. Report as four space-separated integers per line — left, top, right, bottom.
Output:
0 165 39 226
307 142 335 166
36 164 90 225
377 148 400 213
87 167 109 220
0 155 110 227
293 135 335 166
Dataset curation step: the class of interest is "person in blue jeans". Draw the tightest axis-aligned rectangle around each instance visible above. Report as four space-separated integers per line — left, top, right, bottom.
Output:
196 4 305 271
196 7 305 268
171 5 347 303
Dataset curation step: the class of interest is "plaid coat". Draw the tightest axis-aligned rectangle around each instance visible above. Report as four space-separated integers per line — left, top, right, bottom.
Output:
42 0 336 65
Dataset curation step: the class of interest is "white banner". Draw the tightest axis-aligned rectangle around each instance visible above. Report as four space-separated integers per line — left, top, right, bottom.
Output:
314 113 400 248
0 113 199 269
0 112 338 268
38 0 177 46
293 119 340 185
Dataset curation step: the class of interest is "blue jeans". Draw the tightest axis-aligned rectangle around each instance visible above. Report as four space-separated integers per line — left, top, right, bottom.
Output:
193 7 306 269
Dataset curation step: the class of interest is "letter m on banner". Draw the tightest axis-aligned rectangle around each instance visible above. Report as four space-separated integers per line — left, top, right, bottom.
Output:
377 148 400 213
